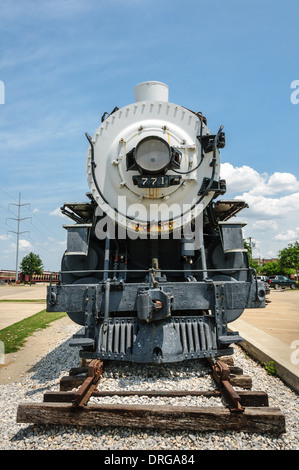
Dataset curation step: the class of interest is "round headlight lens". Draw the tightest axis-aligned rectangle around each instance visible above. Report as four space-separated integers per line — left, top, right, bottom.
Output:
135 137 171 173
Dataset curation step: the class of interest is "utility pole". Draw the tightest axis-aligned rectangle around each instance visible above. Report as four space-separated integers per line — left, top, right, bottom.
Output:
7 193 31 282
247 237 255 254
248 237 253 250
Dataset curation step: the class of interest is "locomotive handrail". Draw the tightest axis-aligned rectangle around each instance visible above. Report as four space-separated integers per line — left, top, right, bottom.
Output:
59 267 251 274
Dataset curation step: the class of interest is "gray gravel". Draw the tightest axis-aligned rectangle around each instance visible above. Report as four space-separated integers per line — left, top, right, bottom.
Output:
0 323 298 450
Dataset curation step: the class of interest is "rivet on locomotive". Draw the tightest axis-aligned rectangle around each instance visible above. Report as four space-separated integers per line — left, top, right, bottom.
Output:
47 82 266 364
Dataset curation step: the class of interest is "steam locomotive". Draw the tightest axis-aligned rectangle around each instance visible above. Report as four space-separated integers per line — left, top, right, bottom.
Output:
47 81 265 364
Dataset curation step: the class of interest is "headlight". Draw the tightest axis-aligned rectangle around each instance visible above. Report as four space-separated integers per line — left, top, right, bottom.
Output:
135 137 171 173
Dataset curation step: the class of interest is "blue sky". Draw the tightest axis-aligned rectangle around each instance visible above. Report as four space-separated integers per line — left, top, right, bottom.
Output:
0 0 299 271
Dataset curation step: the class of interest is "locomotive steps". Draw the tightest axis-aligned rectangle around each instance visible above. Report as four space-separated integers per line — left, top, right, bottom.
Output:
16 356 286 434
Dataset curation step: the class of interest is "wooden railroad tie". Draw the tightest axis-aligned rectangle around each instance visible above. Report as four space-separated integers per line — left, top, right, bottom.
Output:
16 357 286 434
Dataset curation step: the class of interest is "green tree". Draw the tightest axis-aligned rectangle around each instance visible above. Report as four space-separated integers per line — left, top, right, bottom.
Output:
260 261 282 277
20 252 44 284
279 241 299 280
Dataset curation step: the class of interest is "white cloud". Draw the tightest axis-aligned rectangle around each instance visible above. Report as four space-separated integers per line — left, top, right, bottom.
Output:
19 239 32 251
252 219 278 231
0 234 11 240
49 207 65 218
220 163 264 193
266 172 299 194
235 191 299 218
273 228 299 242
221 163 299 197
220 162 299 258
3 239 32 254
265 250 276 257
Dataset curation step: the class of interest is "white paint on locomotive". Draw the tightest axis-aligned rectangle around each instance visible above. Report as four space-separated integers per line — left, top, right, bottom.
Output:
86 81 221 235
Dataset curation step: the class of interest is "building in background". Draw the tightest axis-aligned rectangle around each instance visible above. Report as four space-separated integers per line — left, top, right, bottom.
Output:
0 270 59 284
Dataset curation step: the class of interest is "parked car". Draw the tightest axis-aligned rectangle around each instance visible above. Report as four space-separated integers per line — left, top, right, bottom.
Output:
268 275 296 289
257 276 269 283
257 276 270 295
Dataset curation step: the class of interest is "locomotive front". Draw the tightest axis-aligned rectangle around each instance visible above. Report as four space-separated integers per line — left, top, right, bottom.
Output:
47 81 266 364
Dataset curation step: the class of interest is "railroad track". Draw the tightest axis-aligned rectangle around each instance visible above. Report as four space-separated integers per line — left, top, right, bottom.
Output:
16 357 286 434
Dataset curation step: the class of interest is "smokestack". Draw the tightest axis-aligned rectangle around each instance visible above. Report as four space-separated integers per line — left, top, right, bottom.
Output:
134 81 169 102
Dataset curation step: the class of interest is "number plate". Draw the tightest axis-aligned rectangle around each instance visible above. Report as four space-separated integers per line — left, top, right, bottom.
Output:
134 175 170 188
132 175 181 188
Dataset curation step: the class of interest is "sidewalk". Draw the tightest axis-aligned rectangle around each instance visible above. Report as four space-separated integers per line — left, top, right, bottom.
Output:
0 285 47 300
0 285 46 330
230 289 299 393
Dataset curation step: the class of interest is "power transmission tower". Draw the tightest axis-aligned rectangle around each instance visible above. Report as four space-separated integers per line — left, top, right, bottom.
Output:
7 193 31 282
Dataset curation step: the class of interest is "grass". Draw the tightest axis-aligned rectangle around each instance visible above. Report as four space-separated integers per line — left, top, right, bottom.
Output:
0 309 66 354
261 360 277 376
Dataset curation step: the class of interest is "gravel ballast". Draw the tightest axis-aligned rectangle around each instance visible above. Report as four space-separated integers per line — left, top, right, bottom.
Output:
0 322 298 451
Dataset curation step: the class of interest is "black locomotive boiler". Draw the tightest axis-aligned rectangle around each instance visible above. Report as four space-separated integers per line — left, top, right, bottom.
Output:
47 81 265 364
